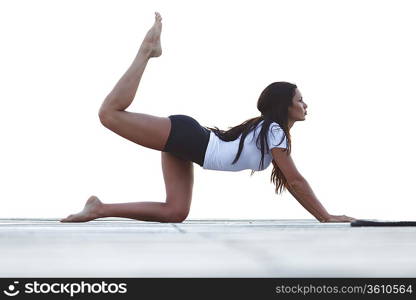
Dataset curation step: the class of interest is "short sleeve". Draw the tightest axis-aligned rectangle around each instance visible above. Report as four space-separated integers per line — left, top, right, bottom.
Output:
267 123 287 150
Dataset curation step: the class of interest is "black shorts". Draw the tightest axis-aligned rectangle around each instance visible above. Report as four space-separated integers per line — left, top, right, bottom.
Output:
162 114 211 167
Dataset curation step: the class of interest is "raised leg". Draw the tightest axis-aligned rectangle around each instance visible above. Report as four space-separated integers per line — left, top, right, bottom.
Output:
99 13 171 151
98 12 170 151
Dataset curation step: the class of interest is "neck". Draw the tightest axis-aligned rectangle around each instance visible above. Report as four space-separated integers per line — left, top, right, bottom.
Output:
288 119 295 129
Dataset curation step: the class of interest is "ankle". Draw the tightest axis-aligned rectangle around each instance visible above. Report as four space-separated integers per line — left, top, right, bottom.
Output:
95 202 107 218
137 47 152 59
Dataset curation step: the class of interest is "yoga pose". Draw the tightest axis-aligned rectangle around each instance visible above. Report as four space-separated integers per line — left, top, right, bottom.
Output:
61 12 355 223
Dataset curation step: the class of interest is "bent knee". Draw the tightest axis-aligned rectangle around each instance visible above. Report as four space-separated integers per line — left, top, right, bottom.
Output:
165 208 189 223
98 108 113 127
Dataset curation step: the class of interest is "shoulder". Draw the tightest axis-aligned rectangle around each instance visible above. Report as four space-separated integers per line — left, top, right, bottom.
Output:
268 122 285 135
269 121 282 129
257 120 286 139
267 122 287 149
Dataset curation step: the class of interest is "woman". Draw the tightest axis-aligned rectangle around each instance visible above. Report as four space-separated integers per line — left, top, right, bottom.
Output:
61 12 355 223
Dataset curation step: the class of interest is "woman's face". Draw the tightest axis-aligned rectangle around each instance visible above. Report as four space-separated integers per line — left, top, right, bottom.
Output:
288 88 308 122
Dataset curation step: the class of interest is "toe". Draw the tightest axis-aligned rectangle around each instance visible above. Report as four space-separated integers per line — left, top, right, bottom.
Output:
60 216 69 222
62 214 74 222
155 12 162 22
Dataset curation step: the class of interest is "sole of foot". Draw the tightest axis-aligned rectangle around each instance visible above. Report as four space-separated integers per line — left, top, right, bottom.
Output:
60 195 103 223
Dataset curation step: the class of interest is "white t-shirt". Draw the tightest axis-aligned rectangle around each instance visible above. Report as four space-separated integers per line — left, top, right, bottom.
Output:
202 120 287 172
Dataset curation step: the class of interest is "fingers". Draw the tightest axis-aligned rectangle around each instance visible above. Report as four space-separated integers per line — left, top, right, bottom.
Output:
340 215 356 222
324 215 356 222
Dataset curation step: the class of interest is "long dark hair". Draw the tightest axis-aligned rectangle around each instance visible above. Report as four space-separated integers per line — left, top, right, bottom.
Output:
205 81 297 194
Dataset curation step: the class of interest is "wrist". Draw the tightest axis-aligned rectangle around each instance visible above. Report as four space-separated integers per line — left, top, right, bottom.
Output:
317 213 331 222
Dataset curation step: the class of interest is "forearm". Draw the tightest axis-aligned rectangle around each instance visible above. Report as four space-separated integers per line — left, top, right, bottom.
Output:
286 179 331 222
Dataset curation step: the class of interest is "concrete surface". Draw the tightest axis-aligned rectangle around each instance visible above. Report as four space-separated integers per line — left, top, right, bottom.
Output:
0 218 415 277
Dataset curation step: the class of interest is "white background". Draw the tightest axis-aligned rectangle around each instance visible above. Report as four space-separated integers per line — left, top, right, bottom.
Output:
0 0 415 220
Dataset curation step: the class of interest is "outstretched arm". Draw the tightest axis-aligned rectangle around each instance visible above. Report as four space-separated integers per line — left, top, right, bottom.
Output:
285 177 331 222
271 148 356 222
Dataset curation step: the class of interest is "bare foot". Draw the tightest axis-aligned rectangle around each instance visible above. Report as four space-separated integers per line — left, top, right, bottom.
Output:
139 11 163 58
60 195 104 223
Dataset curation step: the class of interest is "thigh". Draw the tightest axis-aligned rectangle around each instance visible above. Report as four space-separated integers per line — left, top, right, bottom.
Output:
161 151 194 214
100 110 171 151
